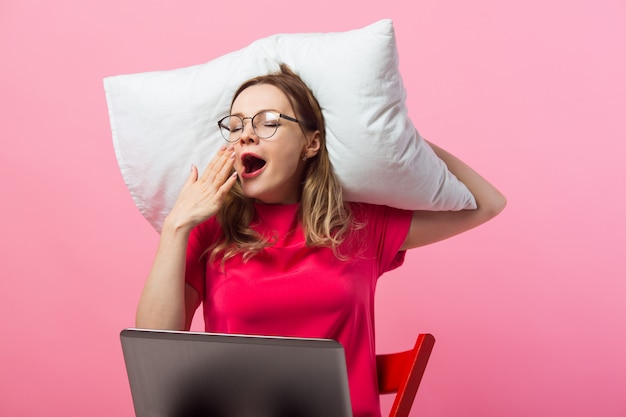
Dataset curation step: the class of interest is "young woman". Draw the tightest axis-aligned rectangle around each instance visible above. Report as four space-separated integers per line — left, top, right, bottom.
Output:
136 64 506 417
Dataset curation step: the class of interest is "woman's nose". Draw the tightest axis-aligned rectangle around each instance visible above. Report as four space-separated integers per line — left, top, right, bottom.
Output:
239 121 258 144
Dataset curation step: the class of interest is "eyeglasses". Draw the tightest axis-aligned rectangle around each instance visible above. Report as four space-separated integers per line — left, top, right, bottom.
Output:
217 111 312 143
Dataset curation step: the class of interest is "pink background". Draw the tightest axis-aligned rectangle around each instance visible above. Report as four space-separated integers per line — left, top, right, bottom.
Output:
1 1 625 416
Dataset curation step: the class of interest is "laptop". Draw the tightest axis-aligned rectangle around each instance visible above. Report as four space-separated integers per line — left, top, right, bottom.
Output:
120 328 353 417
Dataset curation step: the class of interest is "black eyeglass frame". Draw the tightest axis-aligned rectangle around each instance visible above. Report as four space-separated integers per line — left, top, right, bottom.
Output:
217 111 315 143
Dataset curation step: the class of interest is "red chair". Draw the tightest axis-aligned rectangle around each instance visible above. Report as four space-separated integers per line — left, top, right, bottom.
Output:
376 333 436 417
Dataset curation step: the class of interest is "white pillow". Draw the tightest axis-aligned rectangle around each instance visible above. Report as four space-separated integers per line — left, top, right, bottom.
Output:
104 19 476 233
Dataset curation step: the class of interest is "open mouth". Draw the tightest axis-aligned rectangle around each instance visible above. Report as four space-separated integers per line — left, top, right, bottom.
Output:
242 154 266 175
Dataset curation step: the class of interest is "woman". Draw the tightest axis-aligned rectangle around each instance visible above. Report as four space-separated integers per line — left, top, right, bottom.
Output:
136 64 506 417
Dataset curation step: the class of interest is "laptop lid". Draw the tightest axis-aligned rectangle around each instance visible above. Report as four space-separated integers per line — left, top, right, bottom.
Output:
120 328 353 417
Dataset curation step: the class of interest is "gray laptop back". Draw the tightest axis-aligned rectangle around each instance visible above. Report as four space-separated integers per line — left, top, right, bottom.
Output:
120 328 352 417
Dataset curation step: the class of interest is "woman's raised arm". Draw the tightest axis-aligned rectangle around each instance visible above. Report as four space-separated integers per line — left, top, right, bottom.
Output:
401 141 507 250
135 146 237 330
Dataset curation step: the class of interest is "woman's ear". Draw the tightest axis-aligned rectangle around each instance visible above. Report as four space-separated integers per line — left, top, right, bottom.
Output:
304 130 321 158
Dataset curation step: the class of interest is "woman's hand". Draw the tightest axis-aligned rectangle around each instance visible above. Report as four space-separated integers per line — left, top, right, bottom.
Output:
164 145 238 232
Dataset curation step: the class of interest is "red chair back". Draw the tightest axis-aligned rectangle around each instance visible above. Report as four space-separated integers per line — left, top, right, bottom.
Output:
376 333 435 417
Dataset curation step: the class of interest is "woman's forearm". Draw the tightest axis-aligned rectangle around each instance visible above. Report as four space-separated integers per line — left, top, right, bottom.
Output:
401 140 507 249
135 221 192 330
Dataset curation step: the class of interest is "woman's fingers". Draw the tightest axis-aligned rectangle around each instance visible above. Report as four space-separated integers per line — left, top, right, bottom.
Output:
186 164 199 186
199 145 235 185
216 171 238 198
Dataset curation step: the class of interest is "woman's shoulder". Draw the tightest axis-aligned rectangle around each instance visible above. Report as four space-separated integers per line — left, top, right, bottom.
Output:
189 216 223 245
346 202 413 243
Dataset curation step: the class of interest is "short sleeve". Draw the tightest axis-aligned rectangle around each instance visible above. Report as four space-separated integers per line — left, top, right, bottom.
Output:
185 219 221 300
350 203 413 276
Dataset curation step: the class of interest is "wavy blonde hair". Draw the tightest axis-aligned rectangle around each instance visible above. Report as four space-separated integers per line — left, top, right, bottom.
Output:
209 64 355 263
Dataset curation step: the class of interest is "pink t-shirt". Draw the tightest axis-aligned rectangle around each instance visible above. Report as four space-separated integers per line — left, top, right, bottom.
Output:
185 202 412 417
